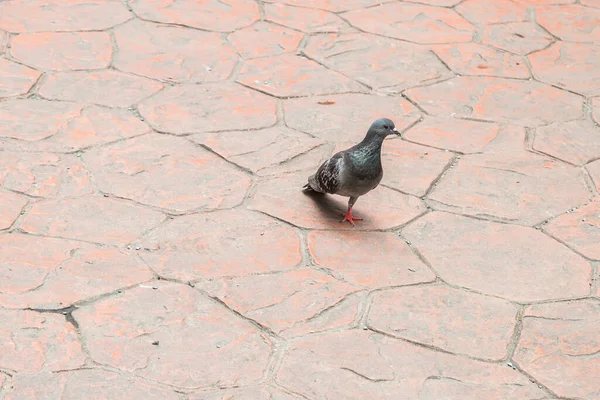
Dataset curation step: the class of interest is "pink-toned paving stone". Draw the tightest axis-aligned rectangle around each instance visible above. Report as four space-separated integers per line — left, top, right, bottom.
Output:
544 201 600 260
402 212 591 302
0 309 85 372
228 22 303 59
456 0 530 25
428 150 590 225
10 32 112 71
0 152 91 198
237 54 365 98
403 117 503 153
39 70 163 107
589 160 600 193
529 42 600 97
534 120 600 165
264 3 349 33
304 33 452 91
254 144 333 178
190 386 302 400
284 93 421 143
433 43 530 79
262 0 394 12
0 188 27 230
369 284 517 360
191 126 325 174
73 281 271 388
482 22 553 56
83 134 251 212
343 3 475 44
136 209 302 281
20 196 165 245
0 0 132 33
114 20 237 83
405 76 582 126
382 139 454 197
411 0 463 5
514 300 600 399
4 369 181 400
138 82 277 134
308 231 435 288
0 234 153 309
594 97 600 124
129 0 258 32
249 171 427 230
277 330 546 399
0 31 8 53
536 5 600 43
0 58 40 98
583 0 600 7
200 268 360 336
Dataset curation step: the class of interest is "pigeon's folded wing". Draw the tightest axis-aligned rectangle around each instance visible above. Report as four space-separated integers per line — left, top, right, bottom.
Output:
311 152 343 194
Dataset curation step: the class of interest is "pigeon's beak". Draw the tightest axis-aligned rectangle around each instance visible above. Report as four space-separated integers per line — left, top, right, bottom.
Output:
393 127 400 135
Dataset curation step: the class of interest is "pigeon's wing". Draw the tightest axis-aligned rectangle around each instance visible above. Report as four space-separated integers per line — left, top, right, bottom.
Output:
306 151 344 194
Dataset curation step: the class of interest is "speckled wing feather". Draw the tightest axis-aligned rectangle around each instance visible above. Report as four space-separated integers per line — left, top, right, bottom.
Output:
303 151 343 194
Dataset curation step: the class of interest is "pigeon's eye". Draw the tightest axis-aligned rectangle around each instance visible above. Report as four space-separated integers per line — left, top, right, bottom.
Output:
383 125 388 129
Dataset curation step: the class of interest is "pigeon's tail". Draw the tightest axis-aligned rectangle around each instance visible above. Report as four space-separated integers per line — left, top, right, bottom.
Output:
302 182 315 192
303 175 325 193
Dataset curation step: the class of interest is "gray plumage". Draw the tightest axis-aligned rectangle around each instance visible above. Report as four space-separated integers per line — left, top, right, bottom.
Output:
303 118 399 224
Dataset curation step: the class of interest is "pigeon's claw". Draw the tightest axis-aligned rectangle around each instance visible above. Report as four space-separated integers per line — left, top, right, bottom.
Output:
341 208 362 226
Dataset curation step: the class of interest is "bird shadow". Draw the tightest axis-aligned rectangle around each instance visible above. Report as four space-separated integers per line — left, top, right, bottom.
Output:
302 190 347 223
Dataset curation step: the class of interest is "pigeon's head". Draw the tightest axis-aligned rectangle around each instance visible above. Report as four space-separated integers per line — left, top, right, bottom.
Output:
369 118 399 138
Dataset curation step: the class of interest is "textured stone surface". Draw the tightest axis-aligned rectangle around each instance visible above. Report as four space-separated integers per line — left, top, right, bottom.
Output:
456 0 529 25
4 370 181 400
534 120 600 165
344 3 474 44
138 82 277 134
428 151 590 225
0 58 40 98
114 20 237 83
83 134 251 212
369 285 517 360
405 76 582 126
536 5 600 43
137 209 302 281
11 32 112 71
21 196 165 245
514 300 600 399
544 201 600 260
228 22 303 59
74 281 271 388
308 231 435 288
0 189 27 230
403 212 591 301
482 22 553 56
264 3 348 33
0 309 85 372
190 386 302 400
262 0 392 12
589 160 600 193
39 70 163 107
278 330 546 399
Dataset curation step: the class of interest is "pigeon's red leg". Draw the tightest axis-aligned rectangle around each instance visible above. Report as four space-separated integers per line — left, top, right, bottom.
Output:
341 196 362 225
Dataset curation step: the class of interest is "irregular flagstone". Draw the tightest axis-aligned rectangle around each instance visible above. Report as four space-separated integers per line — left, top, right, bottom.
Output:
0 0 132 33
368 284 517 360
427 150 590 225
228 22 303 59
0 31 8 53
0 58 40 98
129 0 259 32
0 309 85 372
114 19 237 83
20 196 166 246
0 188 27 230
588 159 600 193
191 126 325 174
249 171 427 230
138 82 277 134
405 76 582 126
536 5 600 43
261 0 394 12
481 22 553 56
39 70 163 107
456 0 529 25
137 209 302 281
3 369 180 400
343 3 475 44
544 201 600 260
237 54 366 98
200 268 361 337
308 231 435 288
73 281 271 388
534 120 600 166
83 134 251 212
277 330 546 399
514 300 600 399
10 32 112 71
402 212 591 302
190 386 302 399
284 93 421 143
304 33 452 91
0 233 153 309
0 152 92 198
593 97 600 125
264 3 349 33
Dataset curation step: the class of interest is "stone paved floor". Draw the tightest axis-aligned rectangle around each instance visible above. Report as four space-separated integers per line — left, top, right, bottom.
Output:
0 0 599 399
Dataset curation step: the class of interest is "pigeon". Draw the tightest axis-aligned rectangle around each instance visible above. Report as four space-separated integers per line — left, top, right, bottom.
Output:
303 118 400 225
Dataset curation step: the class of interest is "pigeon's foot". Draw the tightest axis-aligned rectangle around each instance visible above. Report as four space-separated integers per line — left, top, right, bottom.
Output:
341 209 362 226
